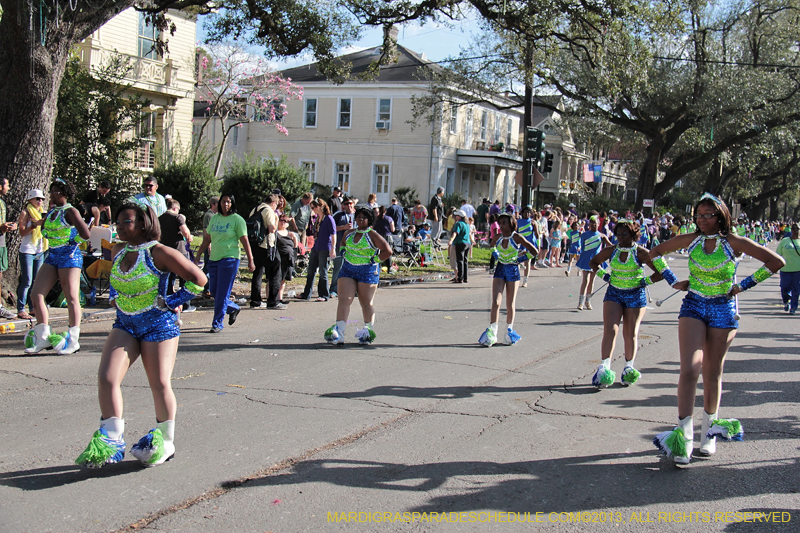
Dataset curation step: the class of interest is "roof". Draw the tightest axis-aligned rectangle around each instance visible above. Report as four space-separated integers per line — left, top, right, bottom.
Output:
277 44 439 84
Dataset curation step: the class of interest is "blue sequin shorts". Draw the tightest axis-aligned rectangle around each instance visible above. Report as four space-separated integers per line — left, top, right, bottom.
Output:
604 284 647 309
494 262 521 282
338 260 380 285
45 245 82 269
112 307 181 342
679 292 738 329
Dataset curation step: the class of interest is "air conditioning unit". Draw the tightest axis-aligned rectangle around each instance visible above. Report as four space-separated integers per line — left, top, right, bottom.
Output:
376 121 390 130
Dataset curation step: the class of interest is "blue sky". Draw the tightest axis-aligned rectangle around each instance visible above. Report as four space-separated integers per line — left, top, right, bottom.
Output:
195 15 481 70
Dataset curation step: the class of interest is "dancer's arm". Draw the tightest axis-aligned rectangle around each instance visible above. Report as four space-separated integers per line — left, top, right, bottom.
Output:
727 233 785 296
368 230 394 261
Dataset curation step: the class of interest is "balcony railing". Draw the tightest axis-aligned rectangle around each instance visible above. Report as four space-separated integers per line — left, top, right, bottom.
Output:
78 38 178 89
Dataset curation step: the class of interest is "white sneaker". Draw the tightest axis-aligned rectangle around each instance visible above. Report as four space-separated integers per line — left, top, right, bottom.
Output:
0 307 17 319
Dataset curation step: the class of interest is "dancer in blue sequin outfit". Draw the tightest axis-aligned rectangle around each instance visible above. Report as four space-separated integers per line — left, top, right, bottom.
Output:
649 194 785 465
479 214 539 347
75 203 207 468
588 220 662 389
25 178 91 355
576 216 612 310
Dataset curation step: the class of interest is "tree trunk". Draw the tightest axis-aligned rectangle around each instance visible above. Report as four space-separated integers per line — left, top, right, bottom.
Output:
635 140 663 211
0 5 74 299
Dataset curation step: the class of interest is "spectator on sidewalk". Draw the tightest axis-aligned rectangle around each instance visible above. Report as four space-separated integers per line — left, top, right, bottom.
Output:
134 176 167 217
386 197 405 234
249 194 285 310
428 187 444 247
290 192 314 247
158 199 192 297
776 223 800 314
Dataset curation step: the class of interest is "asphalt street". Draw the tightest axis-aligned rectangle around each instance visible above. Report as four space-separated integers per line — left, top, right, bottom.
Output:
0 252 798 532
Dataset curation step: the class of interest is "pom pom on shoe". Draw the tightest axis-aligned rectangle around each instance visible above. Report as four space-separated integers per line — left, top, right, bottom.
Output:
707 419 744 441
355 325 376 345
324 325 343 344
653 428 691 464
504 328 521 345
131 428 174 467
591 365 616 388
75 428 125 468
620 366 641 386
478 327 496 347
48 333 67 352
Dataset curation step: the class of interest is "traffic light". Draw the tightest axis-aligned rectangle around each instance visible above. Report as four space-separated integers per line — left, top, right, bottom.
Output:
525 127 546 164
542 151 554 174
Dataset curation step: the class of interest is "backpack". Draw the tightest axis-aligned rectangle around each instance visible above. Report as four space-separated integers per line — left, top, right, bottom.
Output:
246 206 268 246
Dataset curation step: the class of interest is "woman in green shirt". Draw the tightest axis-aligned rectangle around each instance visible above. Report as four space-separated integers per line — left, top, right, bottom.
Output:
195 194 255 332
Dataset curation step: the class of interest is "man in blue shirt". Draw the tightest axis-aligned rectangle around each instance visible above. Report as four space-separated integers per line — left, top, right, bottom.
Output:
416 223 431 240
329 198 355 298
386 197 405 235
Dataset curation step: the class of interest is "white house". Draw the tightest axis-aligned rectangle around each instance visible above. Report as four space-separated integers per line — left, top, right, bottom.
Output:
205 44 524 207
77 9 197 171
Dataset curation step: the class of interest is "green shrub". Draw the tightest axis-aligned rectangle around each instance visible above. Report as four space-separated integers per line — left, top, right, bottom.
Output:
220 153 312 216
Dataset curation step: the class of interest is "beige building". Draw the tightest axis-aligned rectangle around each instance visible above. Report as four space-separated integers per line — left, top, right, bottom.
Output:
77 9 197 172
529 97 629 204
207 45 523 206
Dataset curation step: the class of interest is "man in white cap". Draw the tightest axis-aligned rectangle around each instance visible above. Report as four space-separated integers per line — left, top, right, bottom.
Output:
568 202 578 217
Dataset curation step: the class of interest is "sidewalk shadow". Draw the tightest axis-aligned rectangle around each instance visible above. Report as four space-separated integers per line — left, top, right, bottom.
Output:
0 461 142 491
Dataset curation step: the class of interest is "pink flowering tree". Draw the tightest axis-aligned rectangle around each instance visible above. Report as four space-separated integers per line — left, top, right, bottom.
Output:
194 44 304 177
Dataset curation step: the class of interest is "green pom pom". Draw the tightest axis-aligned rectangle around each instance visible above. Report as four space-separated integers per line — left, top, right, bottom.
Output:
600 368 616 386
712 418 742 437
48 333 66 350
75 430 117 467
665 427 688 458
622 367 641 384
324 326 335 340
147 429 165 464
24 330 36 349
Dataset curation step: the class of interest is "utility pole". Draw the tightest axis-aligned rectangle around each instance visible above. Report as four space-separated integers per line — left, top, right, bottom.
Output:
521 43 534 208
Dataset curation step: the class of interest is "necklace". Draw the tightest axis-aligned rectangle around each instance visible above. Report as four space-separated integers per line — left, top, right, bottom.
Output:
125 240 158 252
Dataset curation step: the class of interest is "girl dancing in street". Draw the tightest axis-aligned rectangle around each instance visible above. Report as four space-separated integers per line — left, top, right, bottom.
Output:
324 208 392 345
25 178 91 355
589 219 662 388
76 203 207 468
650 193 784 464
479 213 539 347
576 216 612 310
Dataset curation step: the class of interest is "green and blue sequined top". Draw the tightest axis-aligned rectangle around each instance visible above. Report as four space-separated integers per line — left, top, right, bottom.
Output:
344 230 378 265
110 241 169 316
609 245 645 290
495 233 521 265
687 234 737 298
42 204 82 249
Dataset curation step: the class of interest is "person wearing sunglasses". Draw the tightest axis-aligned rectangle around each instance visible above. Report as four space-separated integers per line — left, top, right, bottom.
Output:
16 189 48 320
649 193 785 465
133 176 167 217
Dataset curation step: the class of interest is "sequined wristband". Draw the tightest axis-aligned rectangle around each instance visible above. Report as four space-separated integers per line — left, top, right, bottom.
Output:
517 253 530 264
652 256 678 286
164 281 204 309
595 266 611 282
737 265 776 292
109 286 118 302
640 275 656 288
